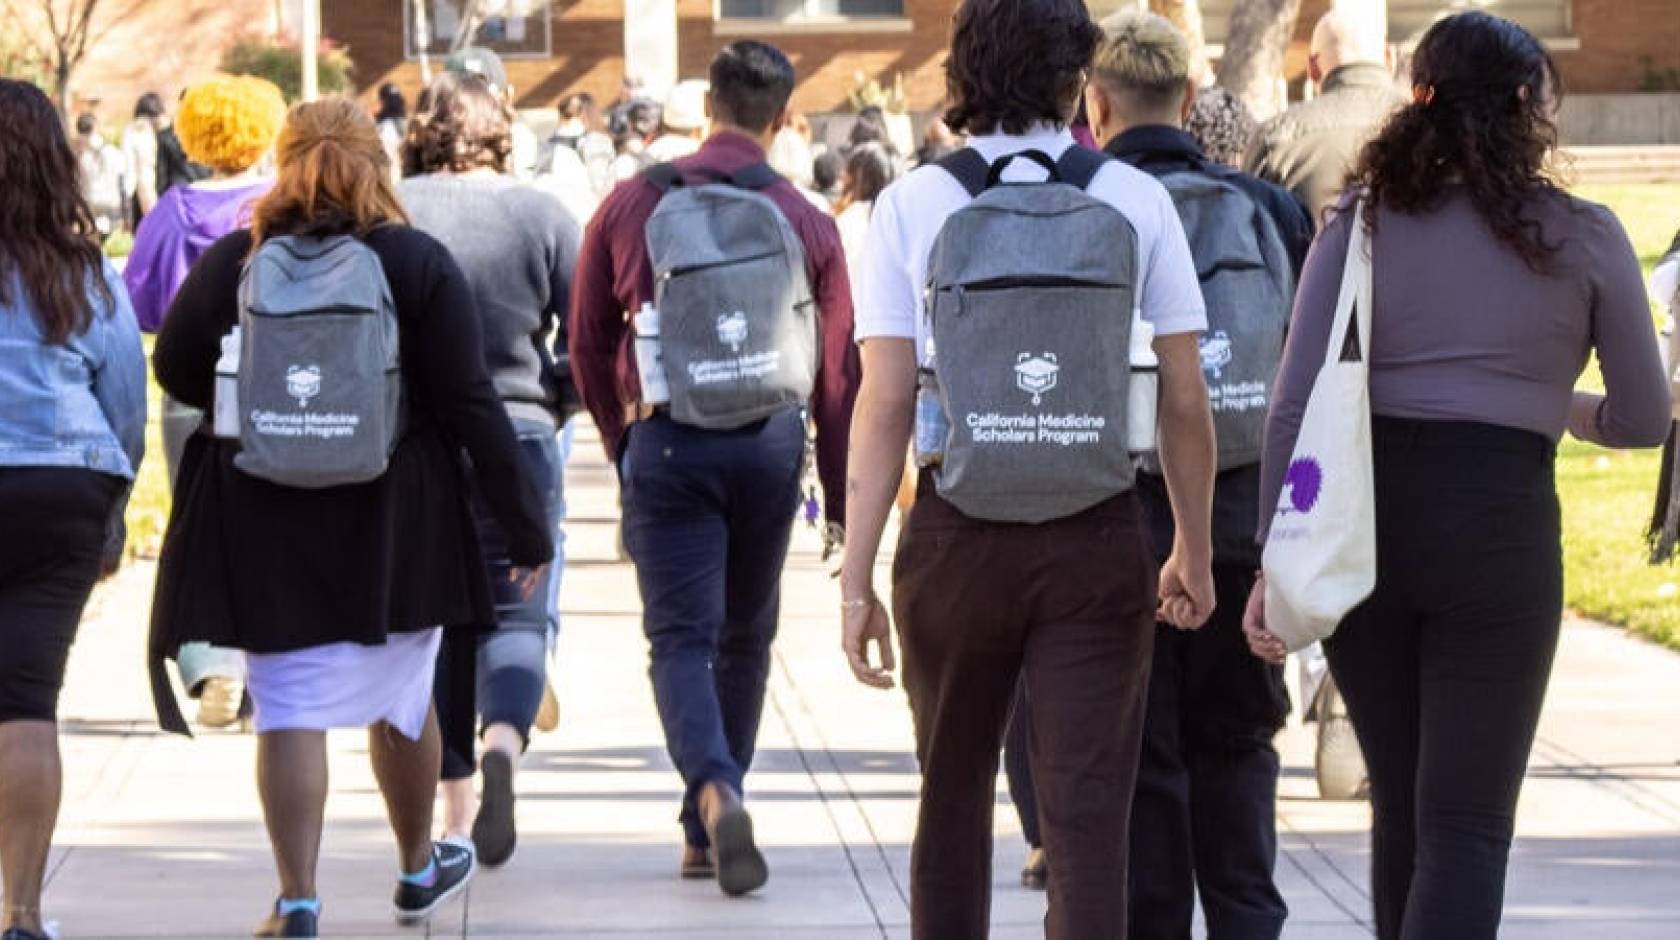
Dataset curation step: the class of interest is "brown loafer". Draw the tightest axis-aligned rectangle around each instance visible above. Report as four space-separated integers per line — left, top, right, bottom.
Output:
681 845 716 879
699 781 768 896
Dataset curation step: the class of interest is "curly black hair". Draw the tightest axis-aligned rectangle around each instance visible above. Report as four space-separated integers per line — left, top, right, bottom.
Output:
1352 11 1563 271
943 0 1101 137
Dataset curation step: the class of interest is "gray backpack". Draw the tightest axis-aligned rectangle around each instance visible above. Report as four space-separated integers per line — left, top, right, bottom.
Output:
644 162 817 430
1158 168 1292 471
235 235 403 488
927 148 1139 524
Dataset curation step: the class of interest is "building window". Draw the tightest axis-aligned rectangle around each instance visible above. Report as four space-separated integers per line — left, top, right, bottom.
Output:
404 0 553 61
1193 0 1572 45
718 0 905 22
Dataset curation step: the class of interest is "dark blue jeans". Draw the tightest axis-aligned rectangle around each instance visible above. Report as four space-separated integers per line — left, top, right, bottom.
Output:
439 417 567 781
620 410 805 848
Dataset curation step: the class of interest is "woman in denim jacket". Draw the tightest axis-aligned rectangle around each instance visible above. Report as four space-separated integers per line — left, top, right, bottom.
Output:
0 79 147 940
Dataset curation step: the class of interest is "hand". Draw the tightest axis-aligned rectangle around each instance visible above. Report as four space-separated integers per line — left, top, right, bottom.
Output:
509 564 548 602
1157 551 1215 630
842 593 896 690
1242 576 1287 665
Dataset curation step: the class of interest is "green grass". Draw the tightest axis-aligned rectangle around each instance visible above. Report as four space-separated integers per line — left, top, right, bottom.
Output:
118 185 1680 649
1558 183 1680 648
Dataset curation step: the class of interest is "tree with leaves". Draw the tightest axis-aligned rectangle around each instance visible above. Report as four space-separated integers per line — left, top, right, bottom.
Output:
1 0 152 117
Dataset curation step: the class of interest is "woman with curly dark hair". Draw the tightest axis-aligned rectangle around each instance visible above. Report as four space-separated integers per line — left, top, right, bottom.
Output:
0 78 145 940
397 70 581 869
1244 12 1669 938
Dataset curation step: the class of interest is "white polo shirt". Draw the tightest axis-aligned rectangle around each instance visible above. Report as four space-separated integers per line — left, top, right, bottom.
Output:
853 125 1207 357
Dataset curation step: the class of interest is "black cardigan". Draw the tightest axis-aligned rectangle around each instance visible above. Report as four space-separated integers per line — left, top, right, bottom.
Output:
149 225 554 731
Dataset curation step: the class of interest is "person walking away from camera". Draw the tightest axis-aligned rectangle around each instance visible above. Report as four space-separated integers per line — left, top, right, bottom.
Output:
149 97 553 939
155 92 211 200
73 113 129 240
609 98 662 183
374 82 409 172
1649 231 1680 558
838 0 1217 935
400 71 582 869
0 79 147 940
1245 8 1402 223
123 74 287 730
444 47 540 178
543 92 616 197
1092 10 1311 937
1243 13 1670 939
571 39 861 896
646 79 710 164
832 143 897 299
123 92 166 227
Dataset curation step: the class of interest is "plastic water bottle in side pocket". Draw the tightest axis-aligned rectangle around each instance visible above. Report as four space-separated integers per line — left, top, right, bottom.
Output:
213 325 242 439
914 336 949 467
1127 315 1158 456
633 302 670 405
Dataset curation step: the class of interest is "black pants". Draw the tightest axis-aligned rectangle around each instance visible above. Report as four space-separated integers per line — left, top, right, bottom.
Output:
896 479 1156 940
1128 564 1290 940
0 468 122 723
1327 418 1562 940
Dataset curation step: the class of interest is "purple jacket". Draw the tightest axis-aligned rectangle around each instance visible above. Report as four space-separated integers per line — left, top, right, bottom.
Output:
123 180 272 333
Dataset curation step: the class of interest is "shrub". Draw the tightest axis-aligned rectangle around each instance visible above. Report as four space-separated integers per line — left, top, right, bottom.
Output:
221 34 353 103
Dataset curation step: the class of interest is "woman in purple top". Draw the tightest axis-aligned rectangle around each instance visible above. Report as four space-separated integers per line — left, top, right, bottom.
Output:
1244 13 1668 939
122 74 286 729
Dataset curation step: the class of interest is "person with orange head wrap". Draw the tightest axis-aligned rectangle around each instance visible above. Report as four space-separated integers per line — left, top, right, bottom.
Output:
123 73 287 730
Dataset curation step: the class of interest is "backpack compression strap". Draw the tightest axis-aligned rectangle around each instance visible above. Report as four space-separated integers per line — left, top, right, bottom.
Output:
645 160 782 193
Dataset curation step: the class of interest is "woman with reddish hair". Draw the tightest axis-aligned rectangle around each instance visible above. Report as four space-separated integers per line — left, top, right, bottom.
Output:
151 97 551 938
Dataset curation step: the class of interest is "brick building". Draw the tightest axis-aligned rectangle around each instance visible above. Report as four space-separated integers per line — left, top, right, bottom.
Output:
326 0 1680 119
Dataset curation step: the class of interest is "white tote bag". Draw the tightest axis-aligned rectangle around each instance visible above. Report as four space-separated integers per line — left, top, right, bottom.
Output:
1262 202 1377 653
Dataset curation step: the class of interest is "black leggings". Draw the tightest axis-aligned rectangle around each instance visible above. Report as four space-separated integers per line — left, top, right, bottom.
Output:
0 467 122 723
1325 417 1562 940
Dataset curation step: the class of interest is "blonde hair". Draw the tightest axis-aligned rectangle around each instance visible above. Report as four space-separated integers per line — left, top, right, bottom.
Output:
251 98 408 249
176 74 287 174
1093 8 1193 111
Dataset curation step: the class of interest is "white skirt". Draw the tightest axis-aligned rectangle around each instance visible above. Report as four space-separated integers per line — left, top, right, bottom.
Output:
246 627 442 740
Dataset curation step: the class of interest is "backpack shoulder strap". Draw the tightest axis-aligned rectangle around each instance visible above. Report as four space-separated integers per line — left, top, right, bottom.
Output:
1056 146 1112 191
936 147 990 199
644 162 683 193
727 161 782 192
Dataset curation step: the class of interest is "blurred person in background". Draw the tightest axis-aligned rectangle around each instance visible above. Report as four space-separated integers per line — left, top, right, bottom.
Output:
646 79 710 163
72 113 128 239
123 92 165 227
543 92 616 195
375 81 409 170
609 98 662 183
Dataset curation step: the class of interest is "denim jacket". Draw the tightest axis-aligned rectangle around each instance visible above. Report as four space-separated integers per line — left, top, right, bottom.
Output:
0 263 147 480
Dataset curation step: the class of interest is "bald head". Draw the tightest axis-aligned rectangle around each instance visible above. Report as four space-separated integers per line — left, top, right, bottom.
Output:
1310 8 1388 81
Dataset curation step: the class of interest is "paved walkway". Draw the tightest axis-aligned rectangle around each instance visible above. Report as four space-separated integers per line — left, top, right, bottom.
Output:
39 426 1680 937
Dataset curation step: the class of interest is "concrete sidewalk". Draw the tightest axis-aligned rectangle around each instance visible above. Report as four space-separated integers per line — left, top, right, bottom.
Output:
38 425 1680 937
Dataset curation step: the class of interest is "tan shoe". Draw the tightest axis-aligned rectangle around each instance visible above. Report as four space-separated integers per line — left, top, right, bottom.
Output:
197 676 245 730
1021 847 1048 890
699 781 768 897
533 681 560 733
680 845 715 879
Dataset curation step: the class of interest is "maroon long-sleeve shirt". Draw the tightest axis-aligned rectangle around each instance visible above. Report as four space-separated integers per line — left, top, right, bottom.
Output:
569 131 861 523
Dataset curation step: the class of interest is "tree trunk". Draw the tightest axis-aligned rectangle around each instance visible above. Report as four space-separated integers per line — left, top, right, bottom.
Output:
1151 0 1208 81
55 58 71 119
1215 0 1302 121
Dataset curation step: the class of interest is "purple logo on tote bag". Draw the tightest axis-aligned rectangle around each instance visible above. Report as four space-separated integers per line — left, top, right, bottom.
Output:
1282 458 1323 514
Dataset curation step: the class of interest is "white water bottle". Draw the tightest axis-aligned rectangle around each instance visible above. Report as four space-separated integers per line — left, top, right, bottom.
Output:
213 325 242 439
633 302 670 405
1127 315 1158 455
